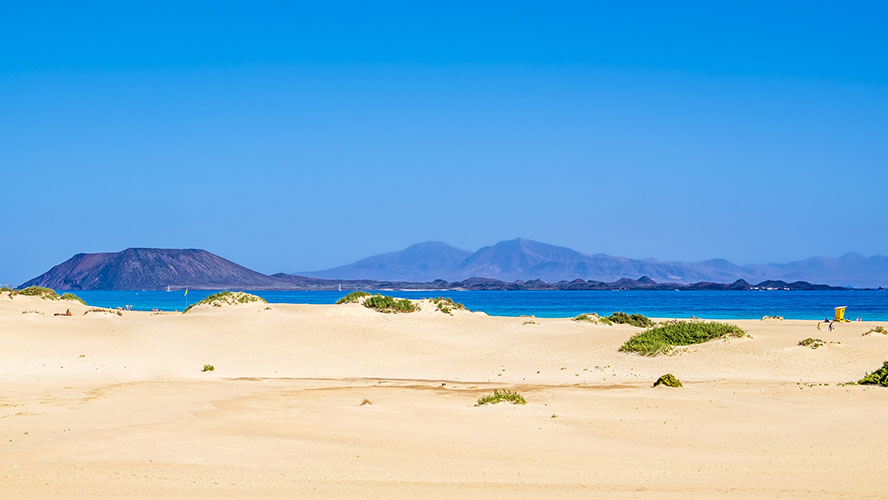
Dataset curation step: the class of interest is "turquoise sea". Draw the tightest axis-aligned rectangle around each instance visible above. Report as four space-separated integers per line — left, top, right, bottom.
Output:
67 289 888 321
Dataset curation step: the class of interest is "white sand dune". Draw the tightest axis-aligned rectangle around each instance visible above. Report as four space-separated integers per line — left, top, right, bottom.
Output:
2 292 887 498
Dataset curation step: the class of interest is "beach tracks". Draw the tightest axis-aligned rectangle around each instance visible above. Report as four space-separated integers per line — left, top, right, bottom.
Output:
4 377 888 498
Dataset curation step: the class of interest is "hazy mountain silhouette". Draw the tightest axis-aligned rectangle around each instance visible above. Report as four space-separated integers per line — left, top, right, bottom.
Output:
302 238 888 287
749 253 888 288
299 241 472 281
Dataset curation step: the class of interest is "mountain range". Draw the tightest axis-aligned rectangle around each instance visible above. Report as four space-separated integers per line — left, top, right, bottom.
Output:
17 239 888 290
299 238 888 288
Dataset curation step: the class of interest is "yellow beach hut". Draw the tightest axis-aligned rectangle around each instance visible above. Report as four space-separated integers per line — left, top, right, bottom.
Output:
833 306 850 322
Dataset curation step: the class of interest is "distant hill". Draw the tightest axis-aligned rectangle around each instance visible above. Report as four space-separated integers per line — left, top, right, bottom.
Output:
448 239 762 283
20 248 279 290
300 241 472 281
749 253 888 289
299 238 888 287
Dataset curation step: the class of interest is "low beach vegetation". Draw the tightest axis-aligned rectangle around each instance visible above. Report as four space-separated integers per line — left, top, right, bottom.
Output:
864 326 887 336
572 313 613 325
620 321 746 356
607 312 654 328
336 291 370 304
363 294 418 313
84 307 123 316
476 389 526 406
799 338 825 349
429 297 466 315
202 364 215 372
60 293 86 305
0 286 13 292
653 374 682 388
183 291 266 313
858 361 888 387
13 286 60 300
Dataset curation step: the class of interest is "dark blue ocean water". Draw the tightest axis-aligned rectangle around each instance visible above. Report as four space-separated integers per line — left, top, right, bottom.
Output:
67 289 888 320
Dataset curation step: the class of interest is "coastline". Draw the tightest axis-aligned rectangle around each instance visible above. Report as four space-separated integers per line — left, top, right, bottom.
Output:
56 288 888 321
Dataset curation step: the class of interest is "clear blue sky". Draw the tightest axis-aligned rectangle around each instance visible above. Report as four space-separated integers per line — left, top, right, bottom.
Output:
2 1 887 284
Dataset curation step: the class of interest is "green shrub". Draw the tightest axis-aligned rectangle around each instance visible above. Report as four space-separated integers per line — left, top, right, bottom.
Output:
430 297 466 315
336 291 371 304
184 291 266 313
363 294 418 313
620 321 746 356
573 313 612 325
476 389 526 406
607 312 653 328
14 286 59 300
858 361 888 387
799 338 825 349
653 373 682 388
202 364 215 372
0 286 13 292
60 293 86 305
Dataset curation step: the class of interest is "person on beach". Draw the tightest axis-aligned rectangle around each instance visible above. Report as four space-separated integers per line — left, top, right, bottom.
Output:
828 322 833 332
817 322 821 330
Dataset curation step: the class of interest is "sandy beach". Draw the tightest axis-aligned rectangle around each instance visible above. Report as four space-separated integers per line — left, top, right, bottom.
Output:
2 291 887 499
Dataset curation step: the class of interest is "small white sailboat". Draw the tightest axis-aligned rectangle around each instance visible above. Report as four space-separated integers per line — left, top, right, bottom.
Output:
338 283 342 292
166 286 172 292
